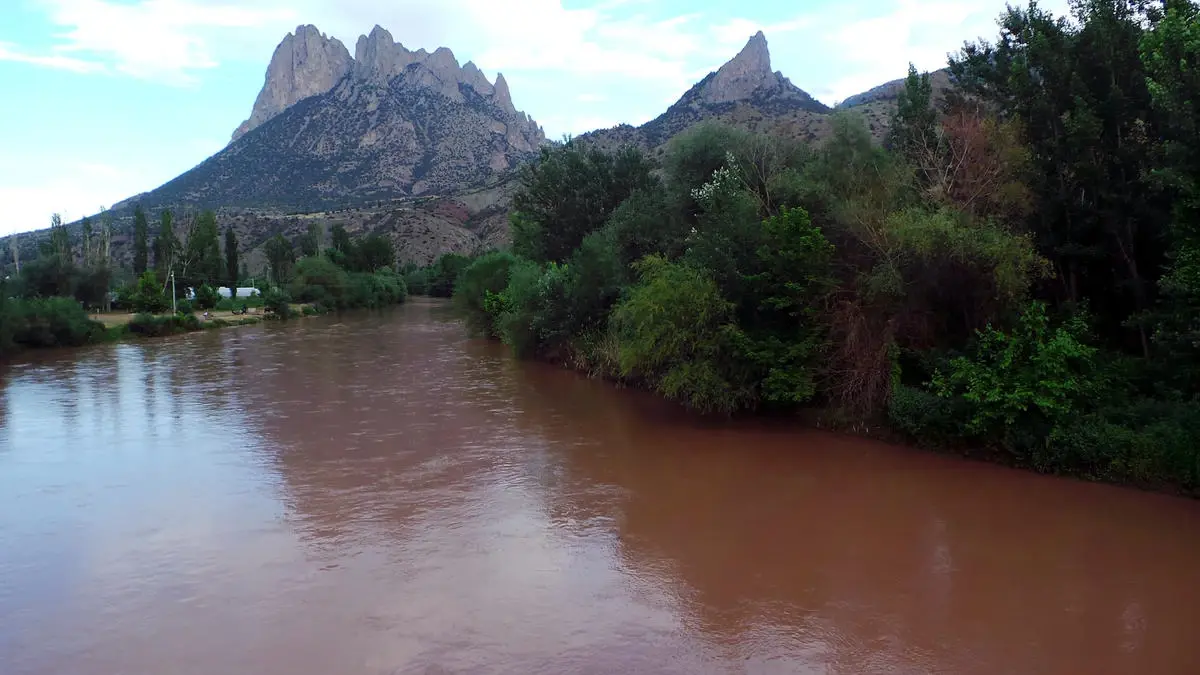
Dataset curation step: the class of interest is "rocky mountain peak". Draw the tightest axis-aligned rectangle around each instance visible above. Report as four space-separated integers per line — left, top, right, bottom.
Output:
354 25 417 83
492 73 516 114
703 30 776 104
231 24 353 141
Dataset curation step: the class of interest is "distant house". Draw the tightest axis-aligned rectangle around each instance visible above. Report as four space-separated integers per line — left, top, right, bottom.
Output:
218 287 260 299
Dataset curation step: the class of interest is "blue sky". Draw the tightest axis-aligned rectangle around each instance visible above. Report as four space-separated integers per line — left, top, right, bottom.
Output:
0 0 1071 236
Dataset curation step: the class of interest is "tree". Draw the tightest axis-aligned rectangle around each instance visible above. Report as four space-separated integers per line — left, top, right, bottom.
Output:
511 142 655 263
224 227 239 291
300 222 323 257
1141 0 1200 384
132 270 169 313
9 233 19 276
330 223 351 254
132 205 149 275
264 234 295 285
48 213 71 262
612 256 748 414
887 64 938 159
180 210 221 288
153 209 179 281
910 102 1033 221
950 0 1168 353
351 233 394 272
34 214 76 297
81 217 94 268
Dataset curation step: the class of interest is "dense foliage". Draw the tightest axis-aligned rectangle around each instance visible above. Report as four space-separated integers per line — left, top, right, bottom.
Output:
442 0 1200 493
281 227 407 314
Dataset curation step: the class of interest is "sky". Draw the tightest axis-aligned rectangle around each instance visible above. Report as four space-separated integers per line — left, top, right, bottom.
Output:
0 0 1072 237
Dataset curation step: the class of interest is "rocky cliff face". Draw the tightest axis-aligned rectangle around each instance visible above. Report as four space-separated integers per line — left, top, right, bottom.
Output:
138 24 544 211
231 25 354 142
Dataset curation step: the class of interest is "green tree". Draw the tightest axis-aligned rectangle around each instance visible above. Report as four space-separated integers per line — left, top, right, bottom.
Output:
29 213 78 298
300 222 323 257
181 210 222 288
454 251 520 336
153 209 179 281
1141 0 1200 385
330 223 351 254
224 227 239 291
427 252 471 297
132 205 149 275
289 255 349 307
887 63 938 159
612 256 749 414
511 142 655 263
132 270 169 313
932 302 1103 465
950 0 1167 353
264 234 295 285
351 233 395 272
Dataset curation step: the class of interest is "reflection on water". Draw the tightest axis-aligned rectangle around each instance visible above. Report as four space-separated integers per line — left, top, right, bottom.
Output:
2 299 1199 674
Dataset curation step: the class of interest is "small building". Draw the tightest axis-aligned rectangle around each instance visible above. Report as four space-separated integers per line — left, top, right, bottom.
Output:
218 287 260 299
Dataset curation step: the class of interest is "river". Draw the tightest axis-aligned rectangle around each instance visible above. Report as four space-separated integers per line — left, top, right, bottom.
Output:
2 299 1199 674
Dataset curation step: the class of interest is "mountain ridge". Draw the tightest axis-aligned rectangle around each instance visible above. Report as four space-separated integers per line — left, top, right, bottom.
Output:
4 27 948 275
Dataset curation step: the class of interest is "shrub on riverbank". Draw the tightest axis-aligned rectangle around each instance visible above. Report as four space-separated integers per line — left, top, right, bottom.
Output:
127 312 202 337
288 254 408 310
0 296 105 354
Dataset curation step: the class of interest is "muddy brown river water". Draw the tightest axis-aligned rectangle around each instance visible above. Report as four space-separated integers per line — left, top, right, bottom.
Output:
2 299 1200 674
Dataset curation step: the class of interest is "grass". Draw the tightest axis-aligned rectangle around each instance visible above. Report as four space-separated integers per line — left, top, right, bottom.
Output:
91 306 279 328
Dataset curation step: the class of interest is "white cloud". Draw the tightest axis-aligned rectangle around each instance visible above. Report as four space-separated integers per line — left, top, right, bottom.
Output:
0 41 106 74
800 0 1073 103
0 162 155 236
23 0 298 84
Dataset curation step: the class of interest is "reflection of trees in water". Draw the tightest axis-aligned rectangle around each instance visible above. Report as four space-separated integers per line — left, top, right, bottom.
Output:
502 360 1200 673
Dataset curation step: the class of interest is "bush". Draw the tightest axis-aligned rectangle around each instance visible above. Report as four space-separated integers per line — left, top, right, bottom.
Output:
888 384 968 445
565 227 627 335
194 284 220 310
132 271 169 314
612 256 750 414
345 271 397 308
428 253 472 297
493 258 548 358
454 251 519 336
263 288 292 319
175 300 193 315
1048 400 1200 490
127 313 202 337
2 297 104 350
404 268 430 296
290 255 349 306
931 302 1103 453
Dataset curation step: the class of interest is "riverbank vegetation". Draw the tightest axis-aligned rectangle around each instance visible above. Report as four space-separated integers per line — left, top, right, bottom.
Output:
440 0 1200 493
2 205 408 356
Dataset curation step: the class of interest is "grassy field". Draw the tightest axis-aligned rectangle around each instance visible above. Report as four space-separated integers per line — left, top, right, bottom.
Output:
90 308 275 328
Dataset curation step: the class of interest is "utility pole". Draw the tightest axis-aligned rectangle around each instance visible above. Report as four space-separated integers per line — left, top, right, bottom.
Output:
169 270 177 314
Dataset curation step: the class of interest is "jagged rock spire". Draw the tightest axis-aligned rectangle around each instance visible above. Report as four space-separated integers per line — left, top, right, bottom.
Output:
703 31 776 104
231 24 353 141
230 23 543 145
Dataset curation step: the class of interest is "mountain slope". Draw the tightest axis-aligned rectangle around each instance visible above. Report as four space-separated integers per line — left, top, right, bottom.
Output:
130 24 543 213
579 33 955 155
